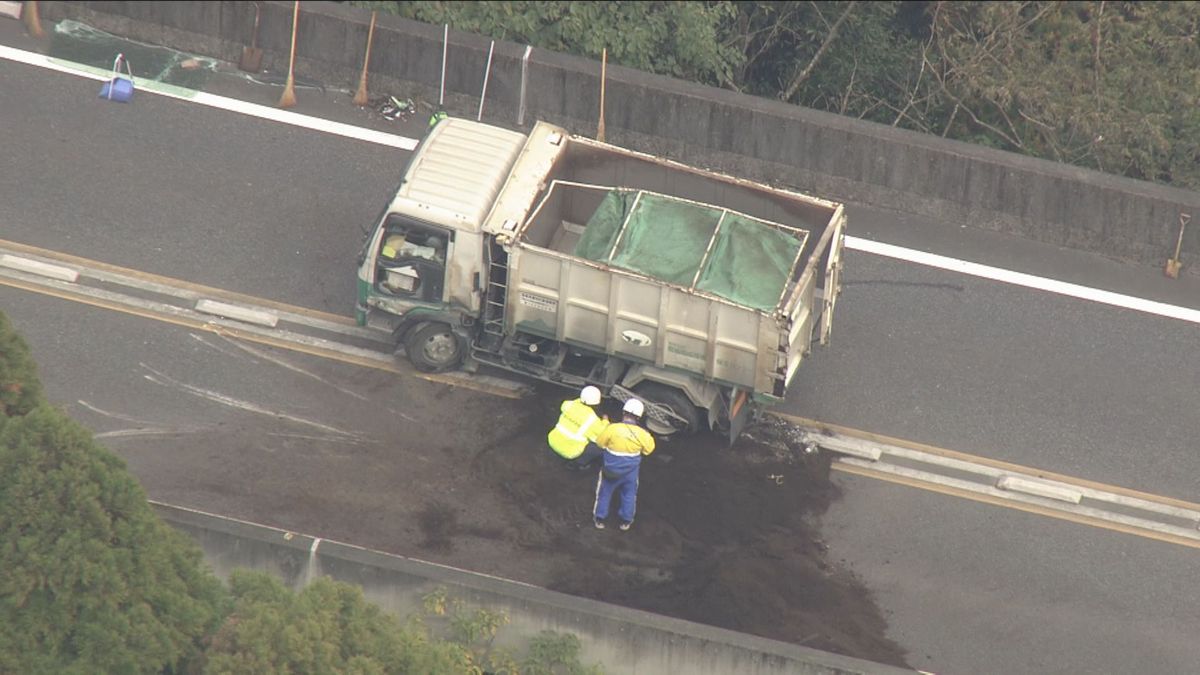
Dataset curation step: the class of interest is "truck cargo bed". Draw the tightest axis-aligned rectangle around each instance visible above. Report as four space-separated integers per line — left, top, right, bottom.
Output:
482 125 845 400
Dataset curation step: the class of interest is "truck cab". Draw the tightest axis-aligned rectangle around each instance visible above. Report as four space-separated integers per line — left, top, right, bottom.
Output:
356 119 529 371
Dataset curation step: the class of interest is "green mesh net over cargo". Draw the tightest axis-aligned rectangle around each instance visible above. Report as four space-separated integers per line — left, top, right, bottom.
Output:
573 190 806 311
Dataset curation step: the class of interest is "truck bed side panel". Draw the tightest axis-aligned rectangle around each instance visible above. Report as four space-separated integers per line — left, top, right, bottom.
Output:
509 246 772 391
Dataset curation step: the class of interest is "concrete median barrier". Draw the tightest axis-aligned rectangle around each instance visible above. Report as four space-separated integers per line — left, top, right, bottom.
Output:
152 501 911 675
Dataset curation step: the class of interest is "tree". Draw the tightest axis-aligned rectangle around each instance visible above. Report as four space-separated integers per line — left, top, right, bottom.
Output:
925 1 1200 188
201 574 601 674
0 405 228 675
365 0 743 86
720 1 929 123
0 312 43 417
201 571 475 674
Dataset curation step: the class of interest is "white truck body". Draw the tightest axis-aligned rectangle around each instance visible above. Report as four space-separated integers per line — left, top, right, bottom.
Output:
356 118 845 437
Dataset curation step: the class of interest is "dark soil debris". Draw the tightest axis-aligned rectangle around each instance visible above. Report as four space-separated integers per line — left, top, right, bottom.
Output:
471 402 910 669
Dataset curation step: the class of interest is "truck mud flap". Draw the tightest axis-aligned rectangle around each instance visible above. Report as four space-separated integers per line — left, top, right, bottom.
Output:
727 389 753 446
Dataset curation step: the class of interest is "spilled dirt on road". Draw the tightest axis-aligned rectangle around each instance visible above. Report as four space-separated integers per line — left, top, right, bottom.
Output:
463 394 910 668
123 350 908 668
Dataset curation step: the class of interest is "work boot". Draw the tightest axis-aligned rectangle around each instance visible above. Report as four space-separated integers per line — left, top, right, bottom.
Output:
618 520 633 531
593 519 605 530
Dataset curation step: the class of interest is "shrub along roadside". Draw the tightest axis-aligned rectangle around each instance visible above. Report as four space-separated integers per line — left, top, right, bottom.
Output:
0 310 599 674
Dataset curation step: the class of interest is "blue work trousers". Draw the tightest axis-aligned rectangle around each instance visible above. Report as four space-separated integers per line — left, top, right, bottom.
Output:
593 468 639 524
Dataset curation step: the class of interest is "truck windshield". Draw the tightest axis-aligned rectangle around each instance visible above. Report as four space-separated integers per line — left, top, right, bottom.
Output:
374 215 449 304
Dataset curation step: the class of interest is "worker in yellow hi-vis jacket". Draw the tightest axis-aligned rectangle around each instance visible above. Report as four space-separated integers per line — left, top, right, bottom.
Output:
547 386 609 470
592 398 655 531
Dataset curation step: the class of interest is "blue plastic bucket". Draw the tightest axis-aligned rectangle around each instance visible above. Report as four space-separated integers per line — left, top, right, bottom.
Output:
98 54 135 103
98 77 134 102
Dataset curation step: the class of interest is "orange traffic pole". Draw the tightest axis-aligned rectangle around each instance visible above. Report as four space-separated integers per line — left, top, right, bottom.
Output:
24 1 45 38
352 11 377 107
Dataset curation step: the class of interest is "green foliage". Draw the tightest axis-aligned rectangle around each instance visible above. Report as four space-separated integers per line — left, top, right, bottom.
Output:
723 2 918 107
519 631 603 675
201 572 477 674
0 405 227 675
0 311 601 673
0 312 43 417
357 1 1200 192
418 587 602 674
925 1 1200 189
369 1 742 85
202 577 602 674
422 586 509 666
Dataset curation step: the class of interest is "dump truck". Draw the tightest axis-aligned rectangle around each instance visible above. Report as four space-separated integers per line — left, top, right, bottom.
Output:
356 118 845 439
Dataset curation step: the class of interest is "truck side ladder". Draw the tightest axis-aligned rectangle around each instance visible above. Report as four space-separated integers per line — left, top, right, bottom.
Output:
479 238 510 350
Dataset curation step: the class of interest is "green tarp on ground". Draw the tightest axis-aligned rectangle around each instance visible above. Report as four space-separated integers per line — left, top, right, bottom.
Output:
573 190 805 311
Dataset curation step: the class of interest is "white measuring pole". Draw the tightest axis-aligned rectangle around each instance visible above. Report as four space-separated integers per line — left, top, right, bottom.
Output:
477 39 495 121
439 23 448 107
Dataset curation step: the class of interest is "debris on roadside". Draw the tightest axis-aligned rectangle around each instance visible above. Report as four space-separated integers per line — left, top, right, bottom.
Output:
367 94 416 121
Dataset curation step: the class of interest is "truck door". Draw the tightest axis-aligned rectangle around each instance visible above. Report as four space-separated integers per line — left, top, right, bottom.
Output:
820 207 845 345
373 216 452 306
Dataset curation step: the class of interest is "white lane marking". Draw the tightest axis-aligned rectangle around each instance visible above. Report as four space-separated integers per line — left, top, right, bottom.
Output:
77 399 158 425
139 362 361 438
847 236 1200 325
267 431 372 444
78 399 211 439
205 334 373 403
8 41 1187 328
0 44 418 151
96 428 208 439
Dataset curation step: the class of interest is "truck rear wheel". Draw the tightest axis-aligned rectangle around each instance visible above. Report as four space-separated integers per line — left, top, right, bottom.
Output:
633 382 702 436
404 322 464 373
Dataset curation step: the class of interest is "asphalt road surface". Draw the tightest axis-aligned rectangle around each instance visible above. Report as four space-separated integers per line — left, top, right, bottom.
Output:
6 18 1200 674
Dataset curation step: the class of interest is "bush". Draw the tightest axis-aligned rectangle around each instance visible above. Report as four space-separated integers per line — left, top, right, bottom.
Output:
0 312 43 417
0 406 227 674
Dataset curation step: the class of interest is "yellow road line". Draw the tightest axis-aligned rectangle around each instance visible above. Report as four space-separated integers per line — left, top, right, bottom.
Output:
0 274 526 399
833 462 1200 550
0 237 354 326
774 412 1200 512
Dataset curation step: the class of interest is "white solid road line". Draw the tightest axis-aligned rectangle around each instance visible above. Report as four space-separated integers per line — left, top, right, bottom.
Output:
846 236 1200 326
0 44 418 151
6 43 1195 326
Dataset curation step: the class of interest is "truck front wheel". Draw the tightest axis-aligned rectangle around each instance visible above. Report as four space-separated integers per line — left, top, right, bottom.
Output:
633 382 702 436
404 322 464 373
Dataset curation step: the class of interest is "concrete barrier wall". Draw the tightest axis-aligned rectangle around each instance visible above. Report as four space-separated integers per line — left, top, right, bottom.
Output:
152 502 908 675
40 1 1200 267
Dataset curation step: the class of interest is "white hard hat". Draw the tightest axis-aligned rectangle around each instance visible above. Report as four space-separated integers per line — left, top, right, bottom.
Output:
623 398 645 418
580 386 601 406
